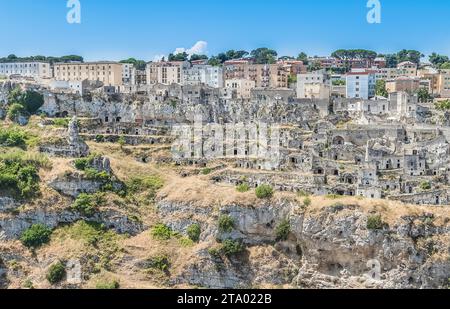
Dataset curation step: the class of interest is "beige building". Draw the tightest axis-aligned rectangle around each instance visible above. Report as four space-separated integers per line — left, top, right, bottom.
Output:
224 60 291 88
53 62 123 86
437 70 450 98
397 61 417 77
225 79 256 99
297 71 331 99
146 61 190 85
377 62 418 81
386 76 421 93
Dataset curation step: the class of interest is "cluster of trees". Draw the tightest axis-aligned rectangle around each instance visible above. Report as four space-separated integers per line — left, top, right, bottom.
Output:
119 58 146 70
429 53 450 69
167 48 279 66
331 49 377 60
0 54 83 64
380 50 424 68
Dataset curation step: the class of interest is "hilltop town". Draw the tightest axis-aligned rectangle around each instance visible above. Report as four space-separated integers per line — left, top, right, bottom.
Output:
0 48 449 289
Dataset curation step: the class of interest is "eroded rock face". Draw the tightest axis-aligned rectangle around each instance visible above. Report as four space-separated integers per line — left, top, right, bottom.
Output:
158 199 450 289
0 207 144 240
48 173 104 198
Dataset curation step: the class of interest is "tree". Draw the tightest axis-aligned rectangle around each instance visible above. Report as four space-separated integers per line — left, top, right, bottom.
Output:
397 50 424 65
278 56 295 61
440 62 450 70
250 48 278 64
384 54 398 68
207 56 222 66
417 88 432 103
168 52 189 62
190 54 208 61
120 58 146 70
429 53 449 68
375 80 388 97
308 61 322 72
296 52 308 65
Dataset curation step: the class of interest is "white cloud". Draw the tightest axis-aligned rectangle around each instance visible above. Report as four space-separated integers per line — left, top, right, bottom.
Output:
153 54 166 62
152 41 208 62
173 41 208 56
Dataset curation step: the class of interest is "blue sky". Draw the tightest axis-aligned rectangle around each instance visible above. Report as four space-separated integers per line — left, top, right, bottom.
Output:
1 0 450 61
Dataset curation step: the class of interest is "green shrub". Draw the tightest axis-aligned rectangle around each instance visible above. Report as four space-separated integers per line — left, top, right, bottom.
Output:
84 168 110 181
0 127 28 148
7 103 26 121
420 181 431 191
255 184 274 199
96 280 120 289
20 224 52 248
46 261 66 284
221 239 244 257
0 151 43 199
72 193 104 217
367 215 385 230
201 168 212 175
187 224 201 242
53 118 70 127
236 183 250 193
95 135 105 143
74 158 89 171
275 219 291 241
303 197 312 207
147 255 170 272
218 215 234 233
326 194 343 199
151 224 173 240
118 136 126 148
126 175 164 195
208 247 221 258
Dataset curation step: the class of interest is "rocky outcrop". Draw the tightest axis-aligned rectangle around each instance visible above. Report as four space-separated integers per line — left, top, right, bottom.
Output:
157 199 450 289
0 207 144 240
39 116 89 158
48 172 105 198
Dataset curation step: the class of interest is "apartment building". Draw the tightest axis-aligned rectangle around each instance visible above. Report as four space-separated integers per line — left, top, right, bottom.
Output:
296 71 331 99
146 61 190 85
122 63 134 84
53 62 123 86
183 65 224 88
437 70 450 98
397 61 417 77
386 76 421 94
346 69 377 99
225 79 256 99
376 68 399 80
277 60 306 76
224 60 291 88
0 62 52 79
131 68 147 85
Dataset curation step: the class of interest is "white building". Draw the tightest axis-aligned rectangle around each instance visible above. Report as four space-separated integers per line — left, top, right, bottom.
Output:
183 65 224 88
121 63 134 84
296 71 330 99
0 62 52 79
346 70 377 99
